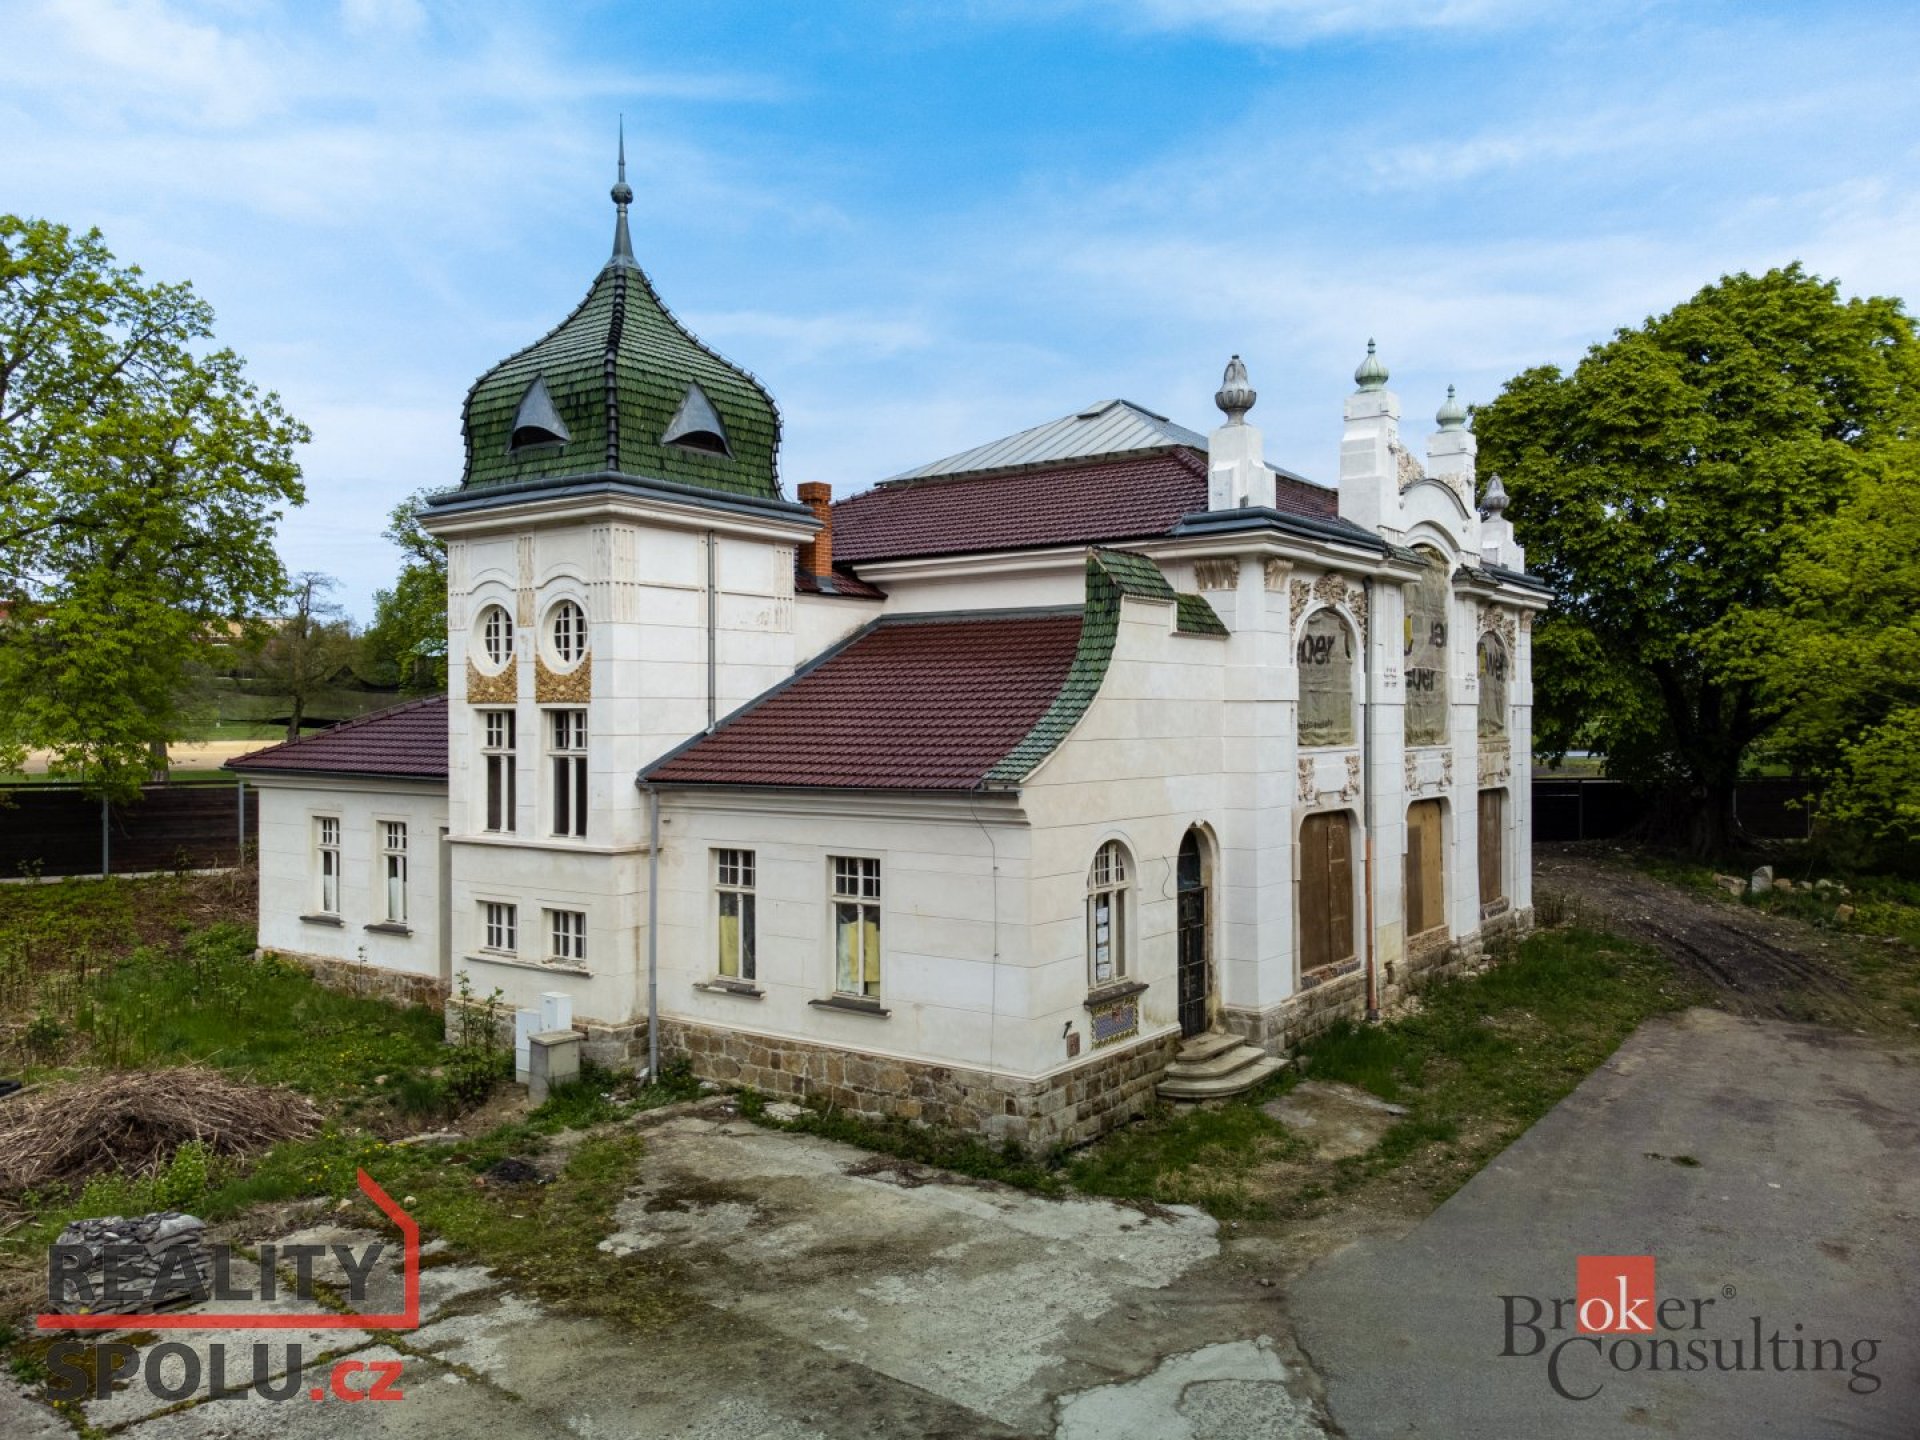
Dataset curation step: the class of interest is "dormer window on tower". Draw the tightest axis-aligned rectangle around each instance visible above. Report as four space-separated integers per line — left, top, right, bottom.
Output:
509 375 570 453
661 382 731 457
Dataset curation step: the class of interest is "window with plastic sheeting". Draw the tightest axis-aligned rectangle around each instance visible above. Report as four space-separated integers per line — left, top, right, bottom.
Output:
832 856 881 998
1086 841 1132 987
1297 607 1356 747
1403 549 1451 745
1478 633 1509 738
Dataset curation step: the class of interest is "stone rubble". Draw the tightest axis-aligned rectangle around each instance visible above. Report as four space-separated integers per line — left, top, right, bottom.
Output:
53 1211 211 1312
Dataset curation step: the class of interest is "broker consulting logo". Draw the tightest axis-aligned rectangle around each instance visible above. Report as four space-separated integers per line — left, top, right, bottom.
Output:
1499 1255 1883 1401
37 1169 418 1407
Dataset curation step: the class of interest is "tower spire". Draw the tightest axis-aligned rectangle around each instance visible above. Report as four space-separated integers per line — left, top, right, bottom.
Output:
609 115 635 265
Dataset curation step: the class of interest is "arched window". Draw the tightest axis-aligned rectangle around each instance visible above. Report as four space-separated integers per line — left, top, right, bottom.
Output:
1403 548 1451 745
1478 633 1509 738
1087 841 1131 987
550 599 588 666
1297 607 1356 746
479 604 514 669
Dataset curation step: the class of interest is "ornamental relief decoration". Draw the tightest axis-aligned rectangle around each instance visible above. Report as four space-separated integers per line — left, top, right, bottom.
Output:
1297 752 1364 806
535 654 592 704
1291 572 1370 637
1193 558 1240 591
1478 741 1511 785
1263 557 1292 591
1403 747 1455 796
1480 604 1517 651
466 659 516 705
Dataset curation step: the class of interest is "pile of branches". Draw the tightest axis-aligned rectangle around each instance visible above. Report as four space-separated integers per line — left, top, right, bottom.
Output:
0 1066 321 1196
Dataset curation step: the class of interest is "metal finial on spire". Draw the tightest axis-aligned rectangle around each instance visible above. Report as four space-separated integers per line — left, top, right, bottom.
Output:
1214 354 1256 424
609 116 635 265
1480 472 1509 517
1354 338 1389 392
1436 384 1467 430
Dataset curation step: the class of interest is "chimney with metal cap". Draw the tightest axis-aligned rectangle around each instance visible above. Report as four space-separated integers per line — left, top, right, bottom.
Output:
797 482 833 577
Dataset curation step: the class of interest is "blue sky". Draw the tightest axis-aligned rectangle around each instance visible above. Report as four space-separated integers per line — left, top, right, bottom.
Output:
4 0 1918 617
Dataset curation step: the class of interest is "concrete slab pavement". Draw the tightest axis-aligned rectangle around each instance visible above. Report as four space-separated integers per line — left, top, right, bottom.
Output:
1286 1008 1920 1438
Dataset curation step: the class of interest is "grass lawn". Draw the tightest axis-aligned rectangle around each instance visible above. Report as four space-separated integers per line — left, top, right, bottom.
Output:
0 872 702 1368
1063 925 1703 1222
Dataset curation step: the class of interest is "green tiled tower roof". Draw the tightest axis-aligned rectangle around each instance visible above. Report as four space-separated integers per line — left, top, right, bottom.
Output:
458 134 782 500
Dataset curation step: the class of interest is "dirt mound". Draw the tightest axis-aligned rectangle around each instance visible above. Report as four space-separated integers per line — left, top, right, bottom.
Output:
0 1066 322 1195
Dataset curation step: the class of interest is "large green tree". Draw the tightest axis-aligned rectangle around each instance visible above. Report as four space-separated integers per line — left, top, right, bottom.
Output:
1742 443 1920 861
0 216 308 796
361 487 447 694
1474 264 1920 858
250 572 356 739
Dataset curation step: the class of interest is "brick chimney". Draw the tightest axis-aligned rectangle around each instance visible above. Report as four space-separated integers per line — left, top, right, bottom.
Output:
797 482 833 577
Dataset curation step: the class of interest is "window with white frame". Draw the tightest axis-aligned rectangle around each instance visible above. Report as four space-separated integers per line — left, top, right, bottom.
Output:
549 709 588 838
548 908 586 965
550 600 587 666
482 710 517 833
480 604 514 669
715 849 756 980
482 901 518 954
1087 841 1131 986
315 816 341 915
831 856 881 998
381 821 408 924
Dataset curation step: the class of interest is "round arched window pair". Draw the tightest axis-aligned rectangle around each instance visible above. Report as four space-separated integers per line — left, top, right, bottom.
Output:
477 604 515 670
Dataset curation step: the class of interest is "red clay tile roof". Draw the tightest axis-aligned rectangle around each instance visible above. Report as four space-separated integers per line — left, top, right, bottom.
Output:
226 697 448 780
646 611 1084 790
831 446 1338 564
793 566 886 600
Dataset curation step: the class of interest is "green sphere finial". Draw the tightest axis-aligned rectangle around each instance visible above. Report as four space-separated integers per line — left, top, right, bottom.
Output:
1355 338 1389 392
1436 384 1466 430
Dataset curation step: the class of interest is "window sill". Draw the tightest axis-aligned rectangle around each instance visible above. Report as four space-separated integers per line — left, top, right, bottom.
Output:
299 913 344 928
809 994 889 1018
694 978 763 999
363 922 412 937
465 952 591 977
1084 979 1148 1010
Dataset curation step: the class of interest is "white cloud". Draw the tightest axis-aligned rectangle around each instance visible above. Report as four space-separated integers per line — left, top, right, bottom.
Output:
976 0 1576 43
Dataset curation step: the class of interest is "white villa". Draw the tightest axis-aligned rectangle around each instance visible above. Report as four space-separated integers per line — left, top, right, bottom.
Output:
232 158 1547 1151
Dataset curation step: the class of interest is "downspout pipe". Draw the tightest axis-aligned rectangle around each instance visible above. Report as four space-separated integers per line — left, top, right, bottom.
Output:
1362 577 1380 1023
640 777 661 1081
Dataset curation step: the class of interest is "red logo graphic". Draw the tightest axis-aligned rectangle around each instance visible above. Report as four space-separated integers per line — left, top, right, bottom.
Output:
1576 1255 1655 1334
36 1169 419 1333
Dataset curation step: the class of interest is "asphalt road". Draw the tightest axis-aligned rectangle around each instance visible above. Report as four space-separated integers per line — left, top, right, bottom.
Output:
1286 1007 1920 1438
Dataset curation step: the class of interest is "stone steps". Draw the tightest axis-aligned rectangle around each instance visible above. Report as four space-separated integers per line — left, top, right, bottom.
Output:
1156 1030 1288 1102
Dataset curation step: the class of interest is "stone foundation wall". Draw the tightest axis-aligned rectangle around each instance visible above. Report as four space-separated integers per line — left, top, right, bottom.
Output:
271 949 448 1010
441 999 646 1072
1224 908 1534 1053
659 1018 1181 1153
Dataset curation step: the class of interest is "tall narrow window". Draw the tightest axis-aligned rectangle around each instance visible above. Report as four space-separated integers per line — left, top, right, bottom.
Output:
483 901 518 954
1403 548 1451 746
715 849 756 980
1299 812 1355 975
548 909 586 965
832 856 881 998
550 709 588 838
1478 633 1509 738
550 600 587 666
316 816 341 915
381 821 408 925
1297 607 1356 746
1086 841 1131 986
482 710 517 833
480 605 515 669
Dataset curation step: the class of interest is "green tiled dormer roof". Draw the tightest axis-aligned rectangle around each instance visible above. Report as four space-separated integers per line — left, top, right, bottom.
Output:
458 145 781 500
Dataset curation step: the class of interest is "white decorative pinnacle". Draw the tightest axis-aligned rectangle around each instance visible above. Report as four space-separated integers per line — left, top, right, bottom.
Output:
1214 354 1256 424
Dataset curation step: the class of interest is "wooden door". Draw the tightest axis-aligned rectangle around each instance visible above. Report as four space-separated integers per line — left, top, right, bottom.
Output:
1479 789 1505 912
1300 813 1355 974
1405 800 1446 938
